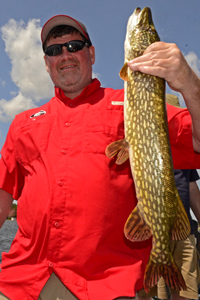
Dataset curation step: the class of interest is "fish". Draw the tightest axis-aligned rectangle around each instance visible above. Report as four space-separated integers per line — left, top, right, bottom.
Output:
105 7 190 293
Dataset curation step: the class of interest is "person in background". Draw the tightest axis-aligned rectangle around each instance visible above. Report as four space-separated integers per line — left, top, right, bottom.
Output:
156 169 200 300
0 14 200 300
190 177 200 255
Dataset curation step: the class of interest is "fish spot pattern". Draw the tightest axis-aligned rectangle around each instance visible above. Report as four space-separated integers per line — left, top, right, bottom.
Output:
124 69 183 266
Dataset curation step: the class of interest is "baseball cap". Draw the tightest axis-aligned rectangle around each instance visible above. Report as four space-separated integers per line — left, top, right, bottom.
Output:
41 15 92 46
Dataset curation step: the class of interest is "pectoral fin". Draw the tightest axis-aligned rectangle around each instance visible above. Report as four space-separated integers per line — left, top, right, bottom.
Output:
105 139 129 165
119 62 129 81
124 205 152 241
171 194 191 241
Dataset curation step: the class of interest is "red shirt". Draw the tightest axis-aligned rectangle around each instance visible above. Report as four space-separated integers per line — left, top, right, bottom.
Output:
0 79 199 300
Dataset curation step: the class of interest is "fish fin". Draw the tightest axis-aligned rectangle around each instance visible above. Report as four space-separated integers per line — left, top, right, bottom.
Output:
171 194 191 241
105 139 129 165
119 62 129 81
124 205 152 241
144 256 186 293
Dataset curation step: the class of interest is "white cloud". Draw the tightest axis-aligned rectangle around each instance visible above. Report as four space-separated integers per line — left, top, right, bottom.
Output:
0 18 54 122
184 51 200 77
178 94 186 108
0 80 6 87
197 170 200 189
0 93 37 122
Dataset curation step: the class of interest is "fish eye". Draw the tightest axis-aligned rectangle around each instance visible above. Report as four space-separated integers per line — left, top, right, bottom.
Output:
148 27 156 34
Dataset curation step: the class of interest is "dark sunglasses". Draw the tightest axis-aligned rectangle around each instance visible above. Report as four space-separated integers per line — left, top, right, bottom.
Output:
45 40 91 57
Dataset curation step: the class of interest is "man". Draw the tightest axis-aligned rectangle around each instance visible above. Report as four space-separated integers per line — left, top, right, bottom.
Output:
0 15 200 300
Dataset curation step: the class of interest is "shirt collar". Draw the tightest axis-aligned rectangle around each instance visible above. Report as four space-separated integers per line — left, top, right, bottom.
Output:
54 78 101 104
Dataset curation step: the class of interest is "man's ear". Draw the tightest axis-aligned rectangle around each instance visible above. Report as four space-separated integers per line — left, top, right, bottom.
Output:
44 55 50 73
89 46 95 65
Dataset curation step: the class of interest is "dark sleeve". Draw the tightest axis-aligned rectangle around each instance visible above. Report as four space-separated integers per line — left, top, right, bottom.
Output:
189 169 200 182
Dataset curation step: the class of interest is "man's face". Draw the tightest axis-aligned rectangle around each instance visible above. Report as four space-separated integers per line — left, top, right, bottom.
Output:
44 32 95 99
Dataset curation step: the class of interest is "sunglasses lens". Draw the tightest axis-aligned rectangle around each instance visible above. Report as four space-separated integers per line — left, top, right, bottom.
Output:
45 45 62 56
67 41 85 52
45 40 88 56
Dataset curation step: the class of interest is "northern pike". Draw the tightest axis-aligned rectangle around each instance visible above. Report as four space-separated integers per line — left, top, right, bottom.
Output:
106 7 190 293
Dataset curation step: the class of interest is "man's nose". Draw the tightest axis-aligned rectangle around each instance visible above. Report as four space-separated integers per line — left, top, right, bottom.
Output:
60 46 73 58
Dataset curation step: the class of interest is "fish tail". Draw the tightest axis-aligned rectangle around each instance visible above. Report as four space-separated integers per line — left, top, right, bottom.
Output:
144 257 186 293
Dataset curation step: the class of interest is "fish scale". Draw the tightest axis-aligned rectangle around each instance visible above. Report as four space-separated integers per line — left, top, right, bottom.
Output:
106 7 191 293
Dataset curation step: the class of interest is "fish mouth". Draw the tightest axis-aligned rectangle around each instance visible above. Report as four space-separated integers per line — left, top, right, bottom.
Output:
133 7 153 27
127 7 153 32
124 6 160 57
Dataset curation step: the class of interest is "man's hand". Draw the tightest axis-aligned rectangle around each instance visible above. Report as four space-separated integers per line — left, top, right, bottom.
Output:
128 41 200 153
128 42 192 94
0 189 13 228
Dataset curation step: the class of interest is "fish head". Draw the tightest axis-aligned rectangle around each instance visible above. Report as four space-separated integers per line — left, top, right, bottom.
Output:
125 7 160 59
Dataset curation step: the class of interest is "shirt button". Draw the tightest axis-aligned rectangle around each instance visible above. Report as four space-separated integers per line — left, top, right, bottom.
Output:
61 150 67 155
58 181 64 187
49 262 54 267
65 123 71 127
55 222 60 228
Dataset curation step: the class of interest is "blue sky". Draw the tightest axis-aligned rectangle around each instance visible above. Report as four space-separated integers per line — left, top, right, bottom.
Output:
0 0 200 183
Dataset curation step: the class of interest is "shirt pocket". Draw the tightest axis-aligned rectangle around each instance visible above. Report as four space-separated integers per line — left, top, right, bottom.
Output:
15 117 54 165
83 109 124 154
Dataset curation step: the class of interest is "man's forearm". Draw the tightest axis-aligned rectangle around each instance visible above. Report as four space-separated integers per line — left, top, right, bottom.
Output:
0 189 13 228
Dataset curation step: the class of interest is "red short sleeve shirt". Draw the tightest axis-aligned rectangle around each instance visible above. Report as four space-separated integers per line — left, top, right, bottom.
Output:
0 79 199 300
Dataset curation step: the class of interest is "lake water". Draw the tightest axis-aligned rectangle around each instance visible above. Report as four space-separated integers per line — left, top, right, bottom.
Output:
0 219 18 263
